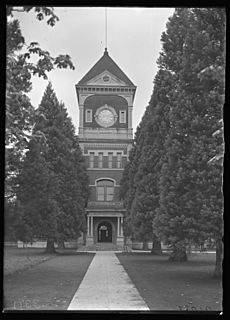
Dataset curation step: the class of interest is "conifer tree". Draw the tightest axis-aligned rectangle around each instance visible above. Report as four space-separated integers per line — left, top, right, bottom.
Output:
15 139 57 244
16 83 89 252
153 8 225 266
5 7 75 241
120 112 150 246
121 8 224 273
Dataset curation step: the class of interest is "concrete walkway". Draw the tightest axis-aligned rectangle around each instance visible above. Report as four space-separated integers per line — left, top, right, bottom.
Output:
67 251 149 311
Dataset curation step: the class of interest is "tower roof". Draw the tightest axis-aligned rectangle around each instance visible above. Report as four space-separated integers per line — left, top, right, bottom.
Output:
77 48 135 86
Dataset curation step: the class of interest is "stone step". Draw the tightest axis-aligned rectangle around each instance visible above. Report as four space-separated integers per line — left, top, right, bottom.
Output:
78 243 123 252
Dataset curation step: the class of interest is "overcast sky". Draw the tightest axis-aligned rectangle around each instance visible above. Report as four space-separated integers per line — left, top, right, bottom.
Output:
13 7 175 133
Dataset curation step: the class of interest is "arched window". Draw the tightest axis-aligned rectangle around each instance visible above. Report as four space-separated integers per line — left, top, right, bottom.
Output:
96 179 114 201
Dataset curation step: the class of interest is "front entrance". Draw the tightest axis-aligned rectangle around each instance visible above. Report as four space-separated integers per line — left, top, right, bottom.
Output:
97 221 112 243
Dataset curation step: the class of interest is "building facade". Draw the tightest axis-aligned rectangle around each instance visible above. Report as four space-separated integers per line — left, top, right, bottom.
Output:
75 48 136 247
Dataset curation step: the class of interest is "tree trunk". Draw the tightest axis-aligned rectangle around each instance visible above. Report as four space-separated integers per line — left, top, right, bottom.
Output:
83 232 87 246
46 239 56 253
151 237 162 255
142 241 149 250
169 245 187 262
57 239 65 249
213 238 223 278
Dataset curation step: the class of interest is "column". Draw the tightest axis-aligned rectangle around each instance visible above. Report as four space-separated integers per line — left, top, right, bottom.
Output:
87 216 90 236
79 105 84 128
121 217 123 237
128 106 132 129
117 217 120 236
91 216 93 237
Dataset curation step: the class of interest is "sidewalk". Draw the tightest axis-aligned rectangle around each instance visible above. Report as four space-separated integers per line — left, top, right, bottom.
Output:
67 251 150 311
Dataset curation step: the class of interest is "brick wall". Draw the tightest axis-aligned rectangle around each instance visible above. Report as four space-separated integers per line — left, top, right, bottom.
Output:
84 155 127 169
88 169 123 185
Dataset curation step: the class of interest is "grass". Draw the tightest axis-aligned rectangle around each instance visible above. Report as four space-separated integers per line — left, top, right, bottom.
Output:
4 249 95 310
3 248 222 312
4 247 59 276
116 252 222 311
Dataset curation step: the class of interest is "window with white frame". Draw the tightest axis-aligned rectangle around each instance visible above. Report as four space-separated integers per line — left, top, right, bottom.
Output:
89 152 94 168
119 110 126 123
96 180 114 201
98 152 103 168
117 152 122 168
85 109 92 122
108 152 113 168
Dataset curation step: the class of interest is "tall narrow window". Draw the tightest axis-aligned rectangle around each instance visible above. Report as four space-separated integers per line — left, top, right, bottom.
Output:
106 186 114 201
97 186 104 201
119 110 126 123
108 152 113 168
89 152 94 168
117 152 122 168
98 152 103 168
96 180 114 201
85 109 92 122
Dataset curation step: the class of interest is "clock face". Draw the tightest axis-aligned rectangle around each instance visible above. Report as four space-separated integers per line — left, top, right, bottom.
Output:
98 109 114 125
95 105 117 127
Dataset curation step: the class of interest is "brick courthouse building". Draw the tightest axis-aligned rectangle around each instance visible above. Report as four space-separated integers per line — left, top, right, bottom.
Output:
75 49 136 248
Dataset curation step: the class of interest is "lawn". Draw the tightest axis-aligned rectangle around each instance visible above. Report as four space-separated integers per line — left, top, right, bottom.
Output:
4 247 57 276
3 248 222 312
116 252 222 312
4 249 95 310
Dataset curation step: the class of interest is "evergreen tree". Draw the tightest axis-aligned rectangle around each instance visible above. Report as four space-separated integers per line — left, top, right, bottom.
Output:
121 8 224 274
5 7 75 241
120 68 173 252
15 139 54 243
120 113 150 246
16 83 89 252
153 8 225 267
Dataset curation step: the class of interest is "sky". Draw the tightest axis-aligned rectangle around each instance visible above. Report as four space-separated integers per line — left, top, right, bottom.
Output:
13 7 175 134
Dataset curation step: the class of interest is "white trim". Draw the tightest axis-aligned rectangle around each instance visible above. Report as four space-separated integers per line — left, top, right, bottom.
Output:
87 168 124 171
88 212 124 217
79 105 84 127
95 177 116 185
84 150 126 156
117 217 120 236
89 184 121 187
85 109 92 122
121 217 123 236
86 70 127 86
90 217 93 237
119 110 126 123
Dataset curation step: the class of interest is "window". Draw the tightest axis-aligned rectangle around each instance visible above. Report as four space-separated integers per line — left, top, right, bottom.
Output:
89 152 94 168
86 109 92 122
98 152 103 168
96 180 114 201
108 153 113 168
106 187 114 201
103 75 110 82
117 152 122 168
119 110 126 123
97 186 104 201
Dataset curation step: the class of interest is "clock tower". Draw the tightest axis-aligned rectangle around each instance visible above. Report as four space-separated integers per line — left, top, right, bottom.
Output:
75 48 136 248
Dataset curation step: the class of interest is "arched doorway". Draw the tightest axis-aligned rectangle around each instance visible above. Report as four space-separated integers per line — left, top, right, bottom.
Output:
97 221 112 243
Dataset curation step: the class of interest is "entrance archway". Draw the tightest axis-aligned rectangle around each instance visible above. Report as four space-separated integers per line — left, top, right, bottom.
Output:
97 221 112 243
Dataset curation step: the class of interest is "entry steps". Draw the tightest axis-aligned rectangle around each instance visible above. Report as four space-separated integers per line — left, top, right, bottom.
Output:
77 243 125 252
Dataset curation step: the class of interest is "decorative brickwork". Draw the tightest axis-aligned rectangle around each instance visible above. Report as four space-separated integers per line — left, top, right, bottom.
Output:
75 49 136 246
